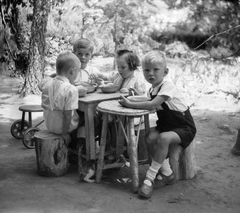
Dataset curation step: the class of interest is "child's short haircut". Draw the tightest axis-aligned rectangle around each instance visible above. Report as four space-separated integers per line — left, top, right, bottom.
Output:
73 38 94 53
141 50 166 68
56 51 78 74
116 49 140 71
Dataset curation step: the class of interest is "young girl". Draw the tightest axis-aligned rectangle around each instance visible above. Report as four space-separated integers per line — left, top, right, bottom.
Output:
98 49 146 95
119 50 196 198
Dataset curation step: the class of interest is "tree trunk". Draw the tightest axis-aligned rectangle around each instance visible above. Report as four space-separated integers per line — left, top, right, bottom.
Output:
21 0 51 96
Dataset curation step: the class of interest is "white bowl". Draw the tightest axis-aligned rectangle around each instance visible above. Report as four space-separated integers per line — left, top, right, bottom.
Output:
99 84 119 93
127 96 151 102
86 84 98 93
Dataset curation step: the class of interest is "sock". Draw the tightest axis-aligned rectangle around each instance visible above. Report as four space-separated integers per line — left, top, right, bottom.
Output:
144 160 162 186
157 158 173 180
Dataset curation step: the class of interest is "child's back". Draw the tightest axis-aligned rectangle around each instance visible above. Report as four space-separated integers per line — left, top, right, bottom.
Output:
39 51 80 137
40 76 79 134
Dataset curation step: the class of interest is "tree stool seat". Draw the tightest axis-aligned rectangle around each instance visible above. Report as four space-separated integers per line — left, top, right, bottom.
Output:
34 130 69 177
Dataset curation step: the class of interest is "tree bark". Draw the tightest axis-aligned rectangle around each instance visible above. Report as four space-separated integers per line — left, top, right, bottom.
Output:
21 0 51 95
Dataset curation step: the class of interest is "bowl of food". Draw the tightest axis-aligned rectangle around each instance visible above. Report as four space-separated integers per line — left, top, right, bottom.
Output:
76 86 88 97
99 83 120 93
85 83 98 93
76 82 97 93
127 96 151 102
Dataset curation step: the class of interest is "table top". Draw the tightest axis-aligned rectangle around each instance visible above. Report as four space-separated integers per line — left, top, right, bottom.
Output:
78 89 126 104
97 100 150 117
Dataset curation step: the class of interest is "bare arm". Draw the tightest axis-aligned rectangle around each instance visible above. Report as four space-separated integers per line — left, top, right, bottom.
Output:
118 95 168 111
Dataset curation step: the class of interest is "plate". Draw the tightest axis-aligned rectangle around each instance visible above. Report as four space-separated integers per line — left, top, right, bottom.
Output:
127 96 150 102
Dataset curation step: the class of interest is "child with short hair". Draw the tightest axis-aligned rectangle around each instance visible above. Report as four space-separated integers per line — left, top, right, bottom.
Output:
105 49 146 95
119 50 196 198
38 51 81 144
73 38 108 85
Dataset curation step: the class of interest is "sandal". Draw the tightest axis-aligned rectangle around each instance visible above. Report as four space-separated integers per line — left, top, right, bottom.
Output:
138 178 154 198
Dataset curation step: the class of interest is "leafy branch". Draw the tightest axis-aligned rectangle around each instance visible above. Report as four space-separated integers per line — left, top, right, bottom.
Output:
194 25 240 57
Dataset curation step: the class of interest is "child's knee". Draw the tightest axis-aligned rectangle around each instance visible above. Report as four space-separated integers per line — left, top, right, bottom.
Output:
157 134 171 147
146 128 159 141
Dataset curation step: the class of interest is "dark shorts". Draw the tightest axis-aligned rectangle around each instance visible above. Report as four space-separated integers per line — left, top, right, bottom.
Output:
155 109 196 149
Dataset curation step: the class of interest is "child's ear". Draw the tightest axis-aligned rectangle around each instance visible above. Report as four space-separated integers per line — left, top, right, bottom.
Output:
69 68 74 75
164 68 169 76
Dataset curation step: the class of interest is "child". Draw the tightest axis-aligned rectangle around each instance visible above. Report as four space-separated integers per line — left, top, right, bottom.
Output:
73 38 108 86
119 50 196 198
38 51 81 145
98 49 146 95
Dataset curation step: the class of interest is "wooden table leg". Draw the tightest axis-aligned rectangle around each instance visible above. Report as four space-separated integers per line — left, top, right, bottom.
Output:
127 117 139 193
96 113 108 183
84 104 95 160
116 116 125 155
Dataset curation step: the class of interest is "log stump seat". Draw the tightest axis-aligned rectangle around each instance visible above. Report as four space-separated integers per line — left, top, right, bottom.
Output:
34 130 69 177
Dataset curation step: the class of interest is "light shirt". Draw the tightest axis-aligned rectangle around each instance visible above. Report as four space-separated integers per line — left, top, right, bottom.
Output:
148 79 188 112
74 65 102 85
109 69 146 95
39 75 79 134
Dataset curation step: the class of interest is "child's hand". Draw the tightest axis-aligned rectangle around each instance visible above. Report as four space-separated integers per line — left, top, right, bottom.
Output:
120 88 129 93
62 133 71 146
129 87 139 96
96 77 104 85
118 95 131 107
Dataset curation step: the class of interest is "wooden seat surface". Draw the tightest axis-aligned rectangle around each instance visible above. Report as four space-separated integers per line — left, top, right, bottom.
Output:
19 105 43 112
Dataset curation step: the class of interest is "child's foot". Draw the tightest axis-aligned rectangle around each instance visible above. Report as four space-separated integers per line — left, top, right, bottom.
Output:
138 178 154 198
154 171 176 189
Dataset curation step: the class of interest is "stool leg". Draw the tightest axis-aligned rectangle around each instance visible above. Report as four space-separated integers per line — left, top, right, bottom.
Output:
21 112 25 131
127 117 139 193
28 112 32 127
96 113 108 183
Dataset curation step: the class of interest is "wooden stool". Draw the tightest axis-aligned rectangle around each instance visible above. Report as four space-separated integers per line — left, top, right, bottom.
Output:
169 141 196 180
11 105 43 139
96 100 150 193
34 130 69 177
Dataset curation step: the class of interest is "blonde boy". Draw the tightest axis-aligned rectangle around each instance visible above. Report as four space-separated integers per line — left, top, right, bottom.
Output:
38 51 81 144
119 50 196 198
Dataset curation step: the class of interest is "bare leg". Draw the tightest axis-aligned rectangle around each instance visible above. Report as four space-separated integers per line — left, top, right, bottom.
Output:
145 128 160 160
139 131 181 198
153 131 181 164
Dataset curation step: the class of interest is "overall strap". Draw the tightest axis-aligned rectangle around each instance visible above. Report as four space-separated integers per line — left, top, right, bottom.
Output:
150 82 170 110
49 79 66 111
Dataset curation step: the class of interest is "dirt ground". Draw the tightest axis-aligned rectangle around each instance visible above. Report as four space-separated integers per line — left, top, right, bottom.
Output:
0 72 240 213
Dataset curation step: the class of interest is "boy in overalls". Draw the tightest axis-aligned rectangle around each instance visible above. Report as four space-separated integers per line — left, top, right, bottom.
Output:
38 51 81 145
119 50 196 198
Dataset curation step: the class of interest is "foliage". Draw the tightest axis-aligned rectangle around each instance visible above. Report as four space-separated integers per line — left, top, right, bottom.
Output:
159 0 240 57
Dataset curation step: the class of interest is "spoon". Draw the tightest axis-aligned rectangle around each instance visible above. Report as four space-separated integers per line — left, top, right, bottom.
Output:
130 86 134 96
